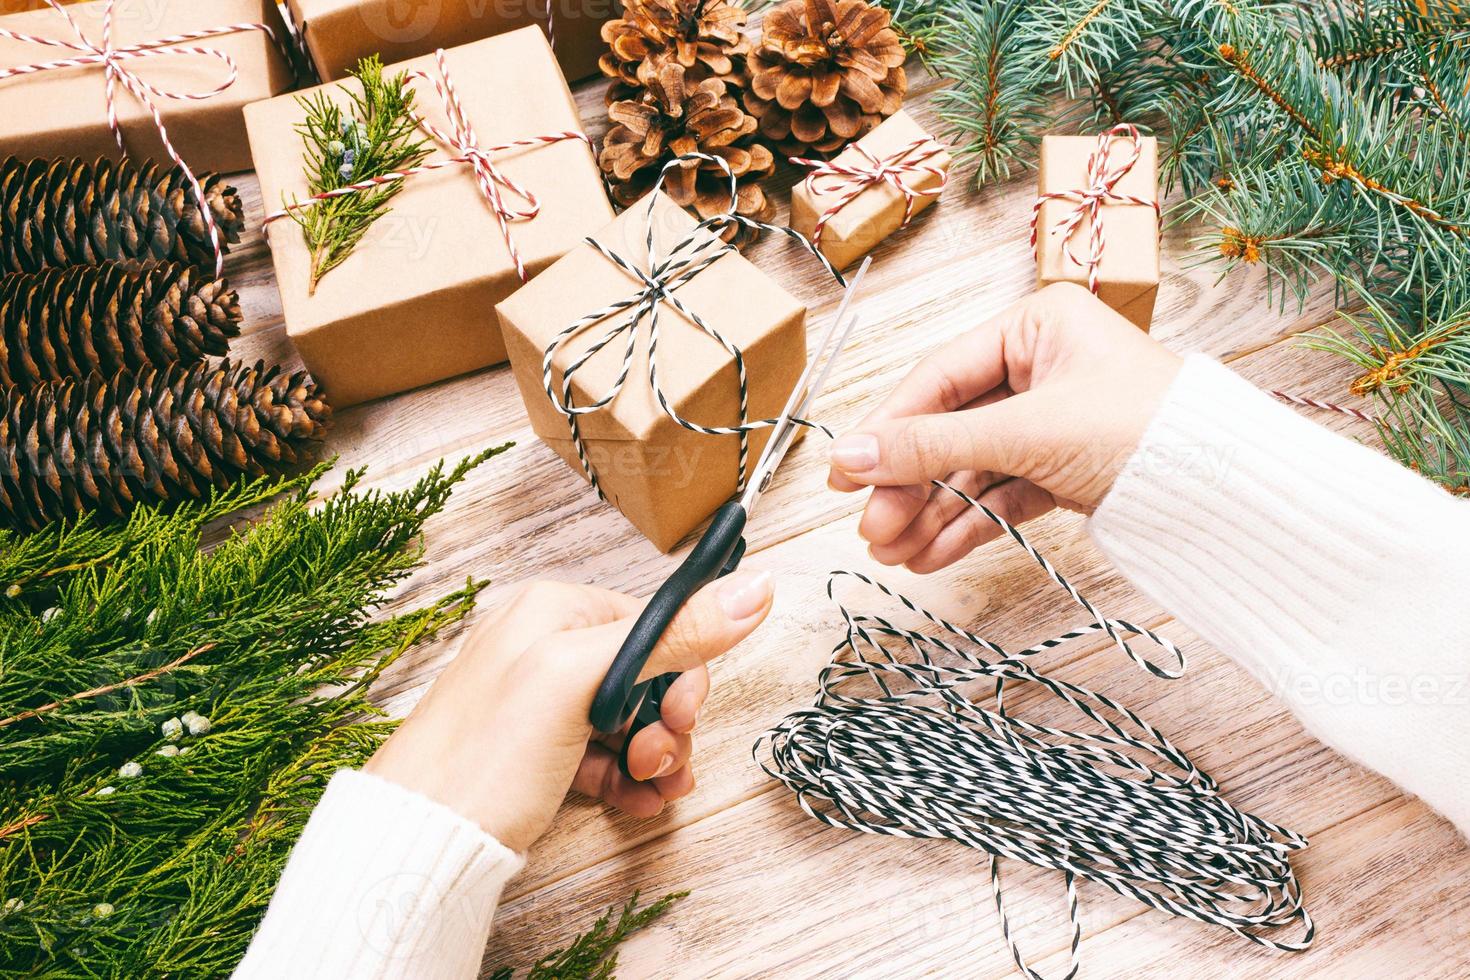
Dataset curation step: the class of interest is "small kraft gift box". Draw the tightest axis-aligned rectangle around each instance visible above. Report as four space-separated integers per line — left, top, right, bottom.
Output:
281 0 614 85
790 109 950 272
0 0 295 173
246 28 612 407
1034 124 1161 330
497 187 812 552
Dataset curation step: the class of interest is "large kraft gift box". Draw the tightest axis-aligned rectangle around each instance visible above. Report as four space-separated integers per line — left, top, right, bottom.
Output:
246 28 612 408
282 0 614 84
790 109 950 272
497 192 808 552
0 0 294 173
1035 132 1160 330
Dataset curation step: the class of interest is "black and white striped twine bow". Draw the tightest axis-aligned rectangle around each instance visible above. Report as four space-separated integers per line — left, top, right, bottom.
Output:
756 481 1313 979
540 153 845 500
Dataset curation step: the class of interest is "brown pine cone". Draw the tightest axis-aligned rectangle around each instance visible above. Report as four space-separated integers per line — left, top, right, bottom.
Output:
0 360 330 532
0 157 245 275
601 60 776 246
0 263 240 387
600 0 751 102
746 0 907 156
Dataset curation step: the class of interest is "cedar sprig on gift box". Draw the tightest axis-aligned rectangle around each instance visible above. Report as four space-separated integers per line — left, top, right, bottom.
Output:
0 359 330 531
289 55 431 293
0 263 241 387
0 157 245 275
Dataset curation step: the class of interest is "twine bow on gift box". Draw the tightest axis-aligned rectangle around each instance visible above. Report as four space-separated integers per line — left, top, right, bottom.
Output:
1030 123 1161 295
791 137 949 249
541 152 844 501
263 47 591 283
0 0 289 278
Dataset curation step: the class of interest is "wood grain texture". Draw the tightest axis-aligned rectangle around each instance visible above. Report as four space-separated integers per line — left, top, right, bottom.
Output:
215 59 1466 980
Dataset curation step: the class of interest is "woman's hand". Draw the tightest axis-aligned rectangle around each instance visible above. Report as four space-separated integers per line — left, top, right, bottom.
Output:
365 571 773 852
828 283 1182 573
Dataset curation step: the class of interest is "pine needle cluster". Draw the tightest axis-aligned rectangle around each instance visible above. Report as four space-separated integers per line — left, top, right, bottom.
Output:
0 451 504 976
290 55 431 294
890 0 1470 491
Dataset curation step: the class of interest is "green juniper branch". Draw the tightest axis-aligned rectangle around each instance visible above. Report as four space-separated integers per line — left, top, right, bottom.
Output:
290 55 431 294
0 452 510 976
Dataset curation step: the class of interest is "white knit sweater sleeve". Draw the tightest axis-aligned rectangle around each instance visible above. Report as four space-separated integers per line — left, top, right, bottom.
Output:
1090 354 1470 835
233 768 523 979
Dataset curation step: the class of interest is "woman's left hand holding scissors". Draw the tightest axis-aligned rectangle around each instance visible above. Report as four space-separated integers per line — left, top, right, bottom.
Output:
364 572 774 852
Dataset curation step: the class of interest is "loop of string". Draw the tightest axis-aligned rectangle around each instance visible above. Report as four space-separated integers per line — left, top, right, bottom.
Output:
540 152 845 501
757 479 1312 980
1031 123 1161 295
0 0 290 278
262 47 591 283
791 136 949 249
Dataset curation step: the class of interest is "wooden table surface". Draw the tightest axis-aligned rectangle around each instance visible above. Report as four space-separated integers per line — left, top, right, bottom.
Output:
222 64 1470 979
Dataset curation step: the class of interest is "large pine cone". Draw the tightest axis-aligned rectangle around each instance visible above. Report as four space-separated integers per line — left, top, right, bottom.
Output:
600 0 751 101
746 0 907 156
601 60 776 245
0 360 330 532
0 263 240 387
0 157 245 275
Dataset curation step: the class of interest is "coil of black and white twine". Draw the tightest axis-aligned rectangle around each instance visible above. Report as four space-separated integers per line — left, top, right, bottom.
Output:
755 481 1313 979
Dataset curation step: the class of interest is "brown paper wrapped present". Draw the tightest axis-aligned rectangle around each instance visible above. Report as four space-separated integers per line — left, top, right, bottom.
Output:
282 0 613 85
0 0 294 173
1034 125 1161 330
246 29 612 407
497 190 810 552
790 110 950 271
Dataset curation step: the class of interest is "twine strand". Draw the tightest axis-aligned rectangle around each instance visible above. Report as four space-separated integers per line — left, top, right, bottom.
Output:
0 0 288 278
791 136 949 249
262 48 591 283
539 152 844 501
757 480 1312 978
1031 123 1160 295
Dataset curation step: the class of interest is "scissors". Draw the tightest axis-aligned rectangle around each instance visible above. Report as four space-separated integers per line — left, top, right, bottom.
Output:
589 258 871 778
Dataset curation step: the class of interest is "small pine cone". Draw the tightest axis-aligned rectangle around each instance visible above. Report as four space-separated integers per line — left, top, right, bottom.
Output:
0 360 331 532
0 157 246 275
746 0 908 156
600 0 751 103
601 60 776 247
0 263 241 387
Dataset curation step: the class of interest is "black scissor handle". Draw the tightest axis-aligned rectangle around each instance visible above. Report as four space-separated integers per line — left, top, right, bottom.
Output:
591 501 749 777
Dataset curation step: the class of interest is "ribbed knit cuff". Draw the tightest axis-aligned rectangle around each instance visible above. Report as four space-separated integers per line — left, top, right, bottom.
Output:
233 769 524 980
1090 355 1470 834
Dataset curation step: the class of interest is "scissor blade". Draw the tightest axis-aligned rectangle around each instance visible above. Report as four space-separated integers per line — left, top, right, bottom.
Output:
739 257 871 516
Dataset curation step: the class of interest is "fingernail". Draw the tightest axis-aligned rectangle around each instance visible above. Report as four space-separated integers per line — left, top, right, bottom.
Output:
719 569 773 620
830 434 879 472
653 753 676 778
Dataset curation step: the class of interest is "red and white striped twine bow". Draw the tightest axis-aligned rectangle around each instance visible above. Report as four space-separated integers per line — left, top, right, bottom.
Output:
263 48 590 283
791 137 948 248
0 0 286 278
1030 123 1160 295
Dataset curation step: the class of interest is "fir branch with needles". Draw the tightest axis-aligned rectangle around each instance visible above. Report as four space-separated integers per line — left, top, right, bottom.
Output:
289 55 431 294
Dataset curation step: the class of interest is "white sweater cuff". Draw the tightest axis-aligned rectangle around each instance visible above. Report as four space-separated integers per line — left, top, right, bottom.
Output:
1090 354 1470 833
234 769 524 979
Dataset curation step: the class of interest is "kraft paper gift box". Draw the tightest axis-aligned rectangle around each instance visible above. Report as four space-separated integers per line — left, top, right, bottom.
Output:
497 191 808 552
282 0 614 84
0 0 294 173
246 28 611 408
1035 132 1160 331
790 110 950 272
